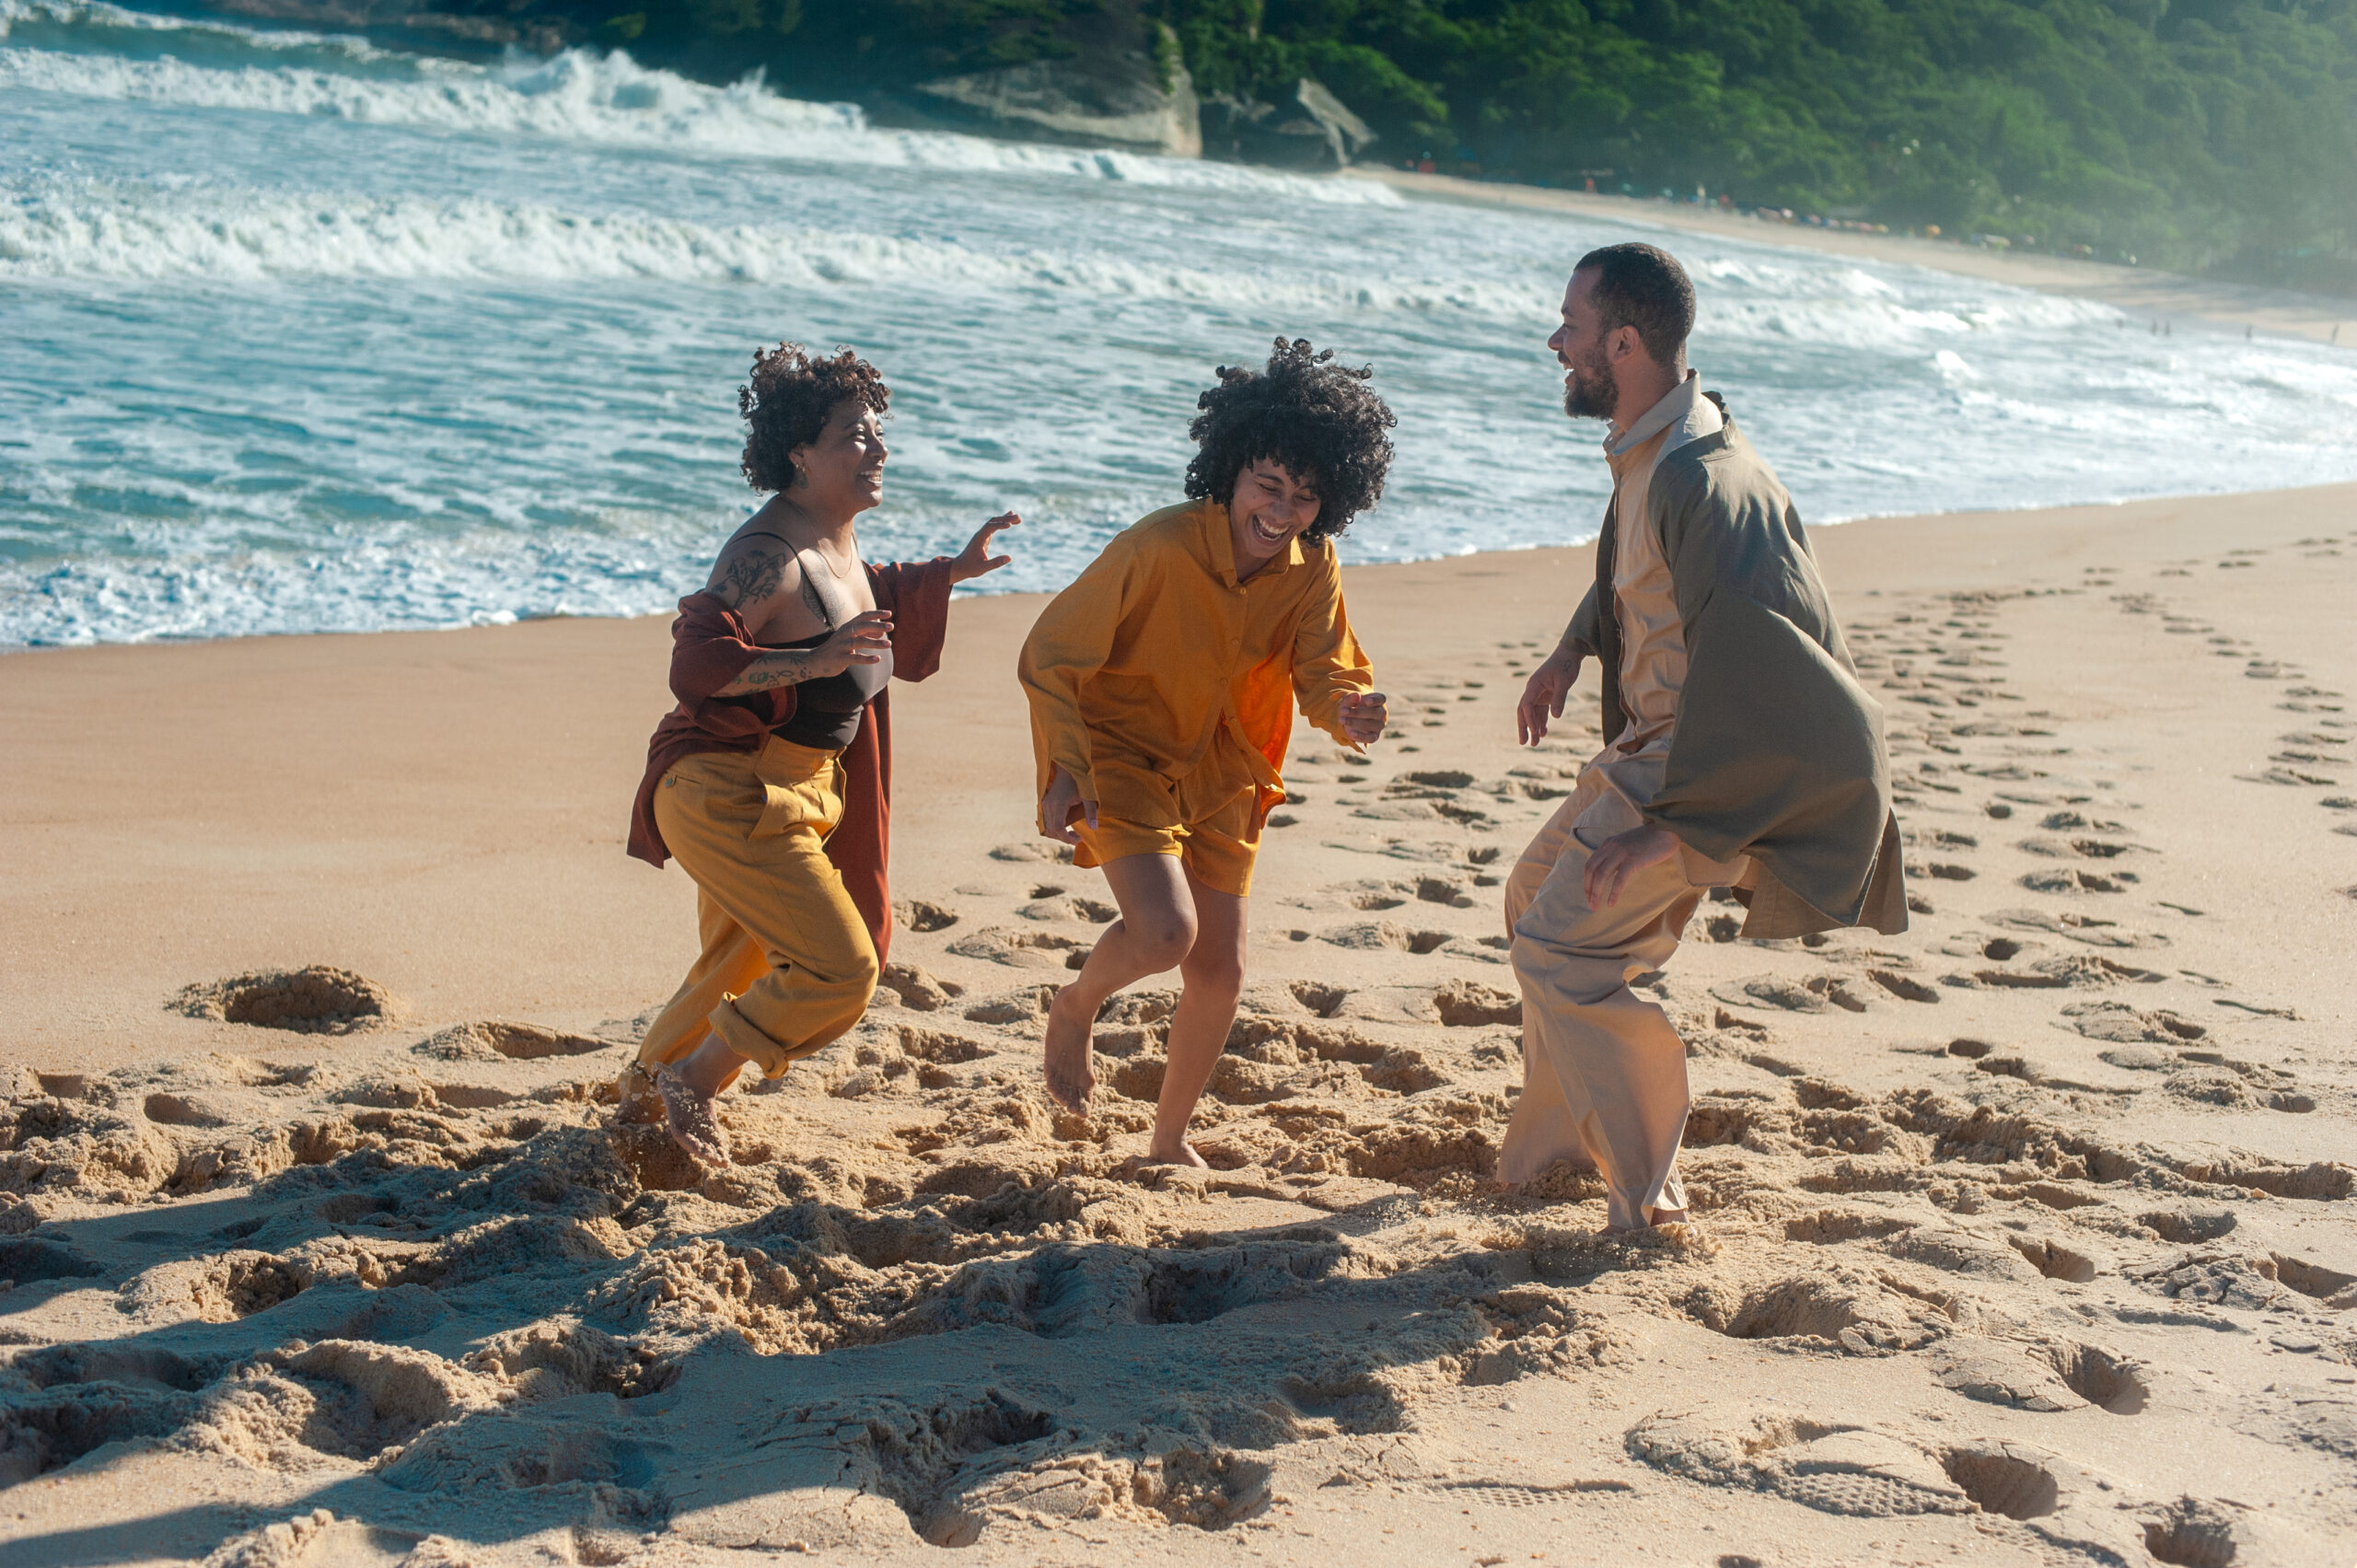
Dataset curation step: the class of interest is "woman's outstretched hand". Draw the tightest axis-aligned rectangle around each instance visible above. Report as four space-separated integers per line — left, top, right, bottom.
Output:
951 512 1021 584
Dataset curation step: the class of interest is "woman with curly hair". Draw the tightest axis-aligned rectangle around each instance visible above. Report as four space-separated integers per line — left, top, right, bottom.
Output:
1018 338 1393 1165
621 343 1017 1165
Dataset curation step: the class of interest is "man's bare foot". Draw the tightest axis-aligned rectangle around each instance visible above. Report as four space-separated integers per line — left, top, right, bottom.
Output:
1040 987 1097 1112
654 1065 730 1167
1143 1140 1210 1169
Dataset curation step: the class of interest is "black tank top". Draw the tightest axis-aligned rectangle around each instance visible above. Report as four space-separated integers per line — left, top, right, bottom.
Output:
736 536 891 751
769 627 892 749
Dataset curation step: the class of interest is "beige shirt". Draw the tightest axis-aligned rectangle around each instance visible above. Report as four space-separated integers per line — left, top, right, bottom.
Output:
1571 373 1747 888
1590 373 1724 797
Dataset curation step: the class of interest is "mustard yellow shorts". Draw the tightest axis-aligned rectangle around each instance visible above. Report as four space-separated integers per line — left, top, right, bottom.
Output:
1074 784 1260 897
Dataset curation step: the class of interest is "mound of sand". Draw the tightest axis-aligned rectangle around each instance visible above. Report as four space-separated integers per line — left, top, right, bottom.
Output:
172 968 396 1036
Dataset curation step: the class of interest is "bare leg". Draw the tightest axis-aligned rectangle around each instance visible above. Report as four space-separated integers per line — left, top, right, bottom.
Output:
1147 872 1246 1167
655 1032 749 1166
1041 853 1197 1112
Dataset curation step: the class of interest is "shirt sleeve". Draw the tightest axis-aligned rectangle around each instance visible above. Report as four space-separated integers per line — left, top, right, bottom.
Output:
1289 553 1375 749
870 557 958 683
668 593 765 705
1016 540 1137 806
1562 580 1603 660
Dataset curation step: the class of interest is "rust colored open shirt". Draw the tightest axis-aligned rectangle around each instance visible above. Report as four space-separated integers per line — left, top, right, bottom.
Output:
625 557 957 965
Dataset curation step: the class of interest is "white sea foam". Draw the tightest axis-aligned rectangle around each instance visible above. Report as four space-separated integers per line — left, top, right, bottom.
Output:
0 178 1518 313
0 1 1399 203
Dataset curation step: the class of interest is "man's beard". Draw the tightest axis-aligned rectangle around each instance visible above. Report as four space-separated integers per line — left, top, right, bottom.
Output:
1562 354 1618 421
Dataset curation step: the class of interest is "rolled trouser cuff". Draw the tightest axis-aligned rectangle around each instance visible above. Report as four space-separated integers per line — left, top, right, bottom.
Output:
706 997 802 1080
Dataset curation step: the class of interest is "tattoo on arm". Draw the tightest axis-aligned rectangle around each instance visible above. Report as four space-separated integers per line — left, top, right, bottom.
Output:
714 546 791 610
717 648 819 697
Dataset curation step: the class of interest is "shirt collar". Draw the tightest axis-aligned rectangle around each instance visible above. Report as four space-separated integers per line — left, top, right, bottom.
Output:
1606 369 1702 457
1204 499 1306 587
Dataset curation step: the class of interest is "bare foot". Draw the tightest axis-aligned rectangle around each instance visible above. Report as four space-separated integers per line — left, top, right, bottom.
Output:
1040 987 1097 1113
612 1063 663 1126
1143 1140 1210 1169
654 1065 730 1167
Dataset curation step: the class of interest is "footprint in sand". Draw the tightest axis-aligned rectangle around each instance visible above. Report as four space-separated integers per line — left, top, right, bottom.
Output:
413 1020 610 1063
946 926 1091 970
1933 1338 2148 1414
2020 867 2131 894
1711 972 1873 1015
988 841 1073 865
898 899 961 932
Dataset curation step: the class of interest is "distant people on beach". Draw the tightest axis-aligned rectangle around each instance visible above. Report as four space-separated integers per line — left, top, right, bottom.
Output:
1018 340 1393 1167
618 343 1016 1166
1498 243 1907 1230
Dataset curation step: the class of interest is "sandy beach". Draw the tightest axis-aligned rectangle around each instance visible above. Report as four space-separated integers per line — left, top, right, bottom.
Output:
1 482 2353 1566
1347 167 2357 348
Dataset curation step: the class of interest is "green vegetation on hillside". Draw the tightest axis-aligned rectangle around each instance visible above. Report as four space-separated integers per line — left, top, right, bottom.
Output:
520 0 2357 288
1148 0 2357 285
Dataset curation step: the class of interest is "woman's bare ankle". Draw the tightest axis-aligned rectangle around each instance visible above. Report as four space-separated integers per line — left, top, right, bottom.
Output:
675 1036 749 1099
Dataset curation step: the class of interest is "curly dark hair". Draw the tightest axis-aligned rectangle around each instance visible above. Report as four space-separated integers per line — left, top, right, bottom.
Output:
738 343 891 493
1184 338 1395 540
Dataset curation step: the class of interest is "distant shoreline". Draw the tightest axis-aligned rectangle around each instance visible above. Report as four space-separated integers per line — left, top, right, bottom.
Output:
1346 167 2356 348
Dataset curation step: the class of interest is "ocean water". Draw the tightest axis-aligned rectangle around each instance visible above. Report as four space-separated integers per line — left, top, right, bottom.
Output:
6 1 2357 647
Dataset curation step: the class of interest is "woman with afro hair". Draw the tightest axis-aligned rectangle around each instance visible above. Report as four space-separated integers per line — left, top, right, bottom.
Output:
1018 339 1394 1164
621 343 1017 1166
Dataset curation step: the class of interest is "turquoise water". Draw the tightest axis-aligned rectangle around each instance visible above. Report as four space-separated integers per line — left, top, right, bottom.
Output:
6 0 2357 646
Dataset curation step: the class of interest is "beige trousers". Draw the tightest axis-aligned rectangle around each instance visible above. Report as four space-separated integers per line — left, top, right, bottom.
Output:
1500 768 1745 1229
635 737 879 1081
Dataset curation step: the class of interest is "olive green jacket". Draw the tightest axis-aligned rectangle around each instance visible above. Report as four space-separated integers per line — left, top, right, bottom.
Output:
1566 417 1908 939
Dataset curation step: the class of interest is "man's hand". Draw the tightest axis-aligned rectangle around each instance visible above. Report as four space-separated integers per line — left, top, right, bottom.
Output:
1517 653 1581 746
950 512 1020 585
1039 763 1097 846
1583 824 1680 909
1337 691 1388 746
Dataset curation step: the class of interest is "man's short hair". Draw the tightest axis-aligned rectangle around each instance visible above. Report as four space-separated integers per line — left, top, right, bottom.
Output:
1574 243 1695 364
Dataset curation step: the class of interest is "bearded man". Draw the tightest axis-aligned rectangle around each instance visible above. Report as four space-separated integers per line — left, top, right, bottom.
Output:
1502 242 1908 1231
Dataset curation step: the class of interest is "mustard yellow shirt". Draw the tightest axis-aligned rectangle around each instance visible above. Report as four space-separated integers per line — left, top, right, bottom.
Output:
1018 499 1375 830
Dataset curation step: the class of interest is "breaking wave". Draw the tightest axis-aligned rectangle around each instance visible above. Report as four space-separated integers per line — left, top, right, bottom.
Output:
0 0 1399 203
0 178 1519 313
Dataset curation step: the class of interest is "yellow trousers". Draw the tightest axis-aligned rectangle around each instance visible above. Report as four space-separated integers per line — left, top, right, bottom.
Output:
1498 768 1746 1228
635 737 878 1080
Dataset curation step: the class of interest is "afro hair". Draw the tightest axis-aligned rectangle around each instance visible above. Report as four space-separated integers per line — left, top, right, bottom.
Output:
1184 338 1395 540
